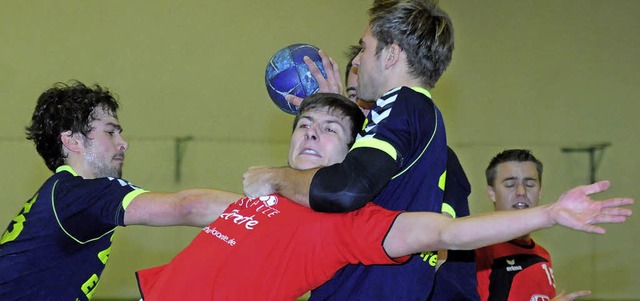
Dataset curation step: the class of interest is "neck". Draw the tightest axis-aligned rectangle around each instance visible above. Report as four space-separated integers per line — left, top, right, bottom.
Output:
64 157 94 179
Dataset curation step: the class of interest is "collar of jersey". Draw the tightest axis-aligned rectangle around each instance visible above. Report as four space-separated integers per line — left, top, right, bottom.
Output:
55 165 78 176
409 86 431 98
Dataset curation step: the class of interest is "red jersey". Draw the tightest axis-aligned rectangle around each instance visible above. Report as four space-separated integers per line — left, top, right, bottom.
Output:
476 239 556 301
137 195 408 300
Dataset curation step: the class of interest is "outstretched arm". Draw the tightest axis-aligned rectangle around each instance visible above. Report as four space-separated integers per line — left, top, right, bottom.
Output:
384 181 633 258
124 189 242 227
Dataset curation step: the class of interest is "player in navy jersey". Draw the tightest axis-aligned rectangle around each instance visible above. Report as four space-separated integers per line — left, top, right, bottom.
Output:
0 81 240 300
344 43 478 300
476 149 592 301
242 1 457 299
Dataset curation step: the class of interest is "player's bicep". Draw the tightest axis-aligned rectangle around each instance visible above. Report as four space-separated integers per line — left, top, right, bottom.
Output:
124 192 184 226
384 212 452 258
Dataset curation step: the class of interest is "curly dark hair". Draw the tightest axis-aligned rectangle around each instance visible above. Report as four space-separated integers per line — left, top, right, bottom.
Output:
25 80 120 171
368 0 454 89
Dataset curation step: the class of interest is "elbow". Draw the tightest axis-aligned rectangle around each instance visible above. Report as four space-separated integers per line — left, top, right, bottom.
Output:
436 219 468 251
309 192 367 213
173 190 211 227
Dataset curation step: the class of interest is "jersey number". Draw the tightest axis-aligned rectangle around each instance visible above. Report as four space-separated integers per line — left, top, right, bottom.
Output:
0 194 38 244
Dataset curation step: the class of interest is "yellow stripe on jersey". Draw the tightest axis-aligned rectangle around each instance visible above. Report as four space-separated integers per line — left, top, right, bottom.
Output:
122 190 149 210
351 137 398 161
441 202 456 219
410 86 432 98
438 170 446 191
56 165 78 176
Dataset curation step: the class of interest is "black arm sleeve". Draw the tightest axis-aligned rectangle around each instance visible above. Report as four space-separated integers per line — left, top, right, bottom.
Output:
308 147 398 213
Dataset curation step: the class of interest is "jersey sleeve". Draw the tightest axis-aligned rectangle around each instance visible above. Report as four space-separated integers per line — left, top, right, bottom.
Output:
353 87 440 170
53 176 147 241
309 87 442 212
335 203 410 265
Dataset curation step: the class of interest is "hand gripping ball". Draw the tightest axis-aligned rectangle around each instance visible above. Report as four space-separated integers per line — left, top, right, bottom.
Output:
265 43 327 114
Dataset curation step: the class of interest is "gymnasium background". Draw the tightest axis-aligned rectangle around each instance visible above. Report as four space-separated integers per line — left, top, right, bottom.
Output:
1 1 637 300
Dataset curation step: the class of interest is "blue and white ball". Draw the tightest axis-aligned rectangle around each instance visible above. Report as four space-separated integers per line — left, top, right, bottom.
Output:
265 43 327 114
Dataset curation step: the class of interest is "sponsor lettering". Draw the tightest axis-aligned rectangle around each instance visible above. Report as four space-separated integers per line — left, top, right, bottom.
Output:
81 274 99 299
203 226 236 246
235 197 280 217
419 251 438 267
506 265 523 272
219 209 259 230
530 294 550 301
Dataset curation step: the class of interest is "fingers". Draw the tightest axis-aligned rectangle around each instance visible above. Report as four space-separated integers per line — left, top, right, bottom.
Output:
242 166 272 197
600 206 633 217
303 50 343 94
304 56 327 86
592 215 629 225
599 197 634 208
579 224 606 234
284 94 303 106
564 290 591 300
593 198 634 224
580 180 611 195
326 55 343 94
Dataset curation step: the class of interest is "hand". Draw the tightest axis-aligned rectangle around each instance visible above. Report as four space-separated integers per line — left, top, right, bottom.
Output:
551 290 591 301
242 166 275 197
549 180 633 233
284 50 344 107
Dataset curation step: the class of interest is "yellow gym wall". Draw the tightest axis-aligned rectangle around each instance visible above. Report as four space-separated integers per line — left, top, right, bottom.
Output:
0 1 637 300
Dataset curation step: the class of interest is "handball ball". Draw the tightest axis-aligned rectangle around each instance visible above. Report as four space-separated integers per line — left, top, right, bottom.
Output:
265 43 327 114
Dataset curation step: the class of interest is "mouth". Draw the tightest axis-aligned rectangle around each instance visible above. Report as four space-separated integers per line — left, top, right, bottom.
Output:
299 148 320 157
512 202 530 210
113 154 125 163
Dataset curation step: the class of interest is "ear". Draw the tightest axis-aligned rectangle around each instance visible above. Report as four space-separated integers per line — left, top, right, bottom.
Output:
60 130 83 154
487 185 497 205
384 43 402 69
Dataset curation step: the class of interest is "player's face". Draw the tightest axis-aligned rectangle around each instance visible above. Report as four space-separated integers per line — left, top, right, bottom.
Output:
346 66 373 116
487 161 541 211
353 25 386 102
288 107 352 170
79 107 128 178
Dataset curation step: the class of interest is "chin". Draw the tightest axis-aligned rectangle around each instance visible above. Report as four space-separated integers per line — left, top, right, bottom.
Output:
293 161 323 171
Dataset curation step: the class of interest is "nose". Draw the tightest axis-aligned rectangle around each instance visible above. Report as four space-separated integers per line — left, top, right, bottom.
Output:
515 183 526 196
118 135 129 152
305 124 319 141
352 52 360 67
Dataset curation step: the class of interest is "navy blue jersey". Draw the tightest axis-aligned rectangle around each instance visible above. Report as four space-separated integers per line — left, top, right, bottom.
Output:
311 86 447 300
429 147 480 301
0 165 146 300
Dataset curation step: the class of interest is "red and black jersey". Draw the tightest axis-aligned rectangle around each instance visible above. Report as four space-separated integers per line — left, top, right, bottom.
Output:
476 239 556 301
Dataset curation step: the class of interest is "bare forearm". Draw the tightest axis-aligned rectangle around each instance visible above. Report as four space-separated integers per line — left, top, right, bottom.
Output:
174 189 243 227
387 181 633 257
385 206 554 257
270 167 317 207
439 205 554 250
125 189 242 227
